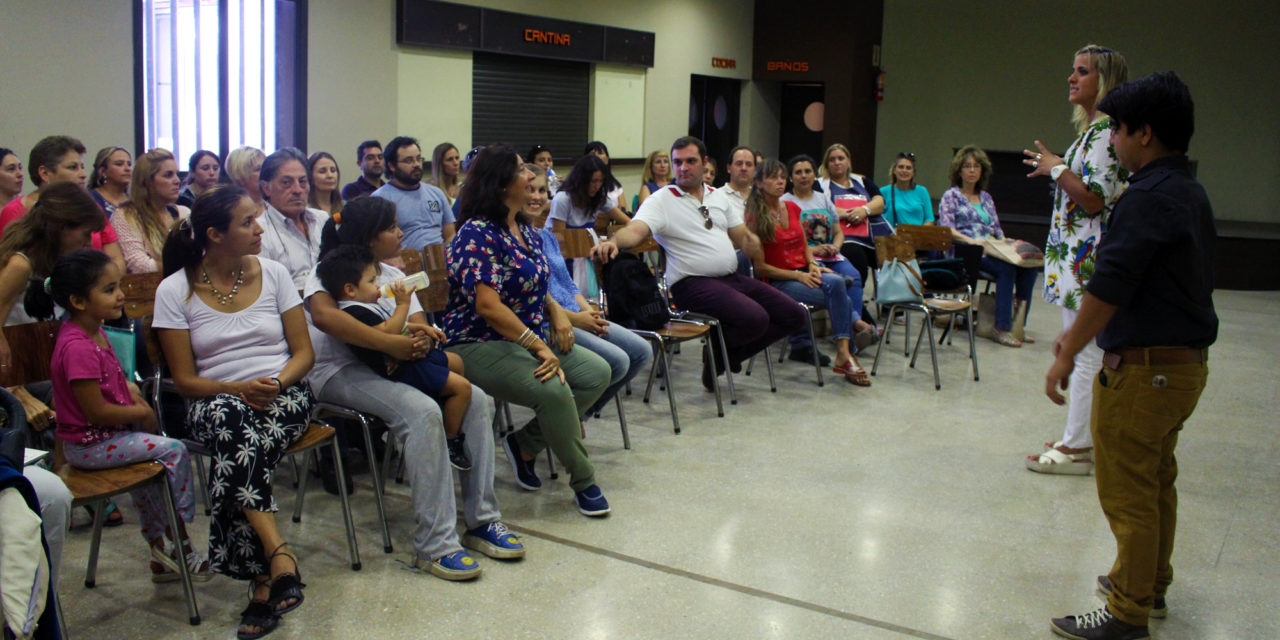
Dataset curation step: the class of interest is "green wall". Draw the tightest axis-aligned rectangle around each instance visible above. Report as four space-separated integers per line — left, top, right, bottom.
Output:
876 1 1280 223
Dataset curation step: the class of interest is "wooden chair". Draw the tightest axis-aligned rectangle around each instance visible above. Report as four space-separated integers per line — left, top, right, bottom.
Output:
869 236 979 389
122 277 374 569
2 320 202 626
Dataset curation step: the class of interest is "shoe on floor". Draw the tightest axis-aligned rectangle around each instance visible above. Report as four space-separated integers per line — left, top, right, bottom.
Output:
150 537 213 583
416 551 482 581
788 347 832 366
1051 606 1148 639
502 433 541 491
574 484 611 517
1097 575 1167 618
1025 445 1094 475
462 522 526 560
446 433 472 471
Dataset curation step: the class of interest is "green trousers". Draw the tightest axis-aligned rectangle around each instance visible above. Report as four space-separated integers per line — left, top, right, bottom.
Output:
448 340 609 492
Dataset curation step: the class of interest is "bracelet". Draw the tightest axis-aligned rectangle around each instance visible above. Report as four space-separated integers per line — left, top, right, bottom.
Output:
271 377 283 394
515 328 536 349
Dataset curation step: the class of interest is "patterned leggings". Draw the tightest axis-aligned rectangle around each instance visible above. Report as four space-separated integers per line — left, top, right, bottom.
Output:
65 431 195 541
186 383 312 580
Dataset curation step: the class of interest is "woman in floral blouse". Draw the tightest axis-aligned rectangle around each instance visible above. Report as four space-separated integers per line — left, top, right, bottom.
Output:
443 145 612 517
1021 44 1128 474
938 146 1038 348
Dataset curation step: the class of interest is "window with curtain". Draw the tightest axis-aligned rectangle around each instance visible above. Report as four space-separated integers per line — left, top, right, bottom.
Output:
137 0 304 163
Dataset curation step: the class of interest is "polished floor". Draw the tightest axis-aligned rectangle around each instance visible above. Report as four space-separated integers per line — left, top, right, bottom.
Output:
57 288 1279 639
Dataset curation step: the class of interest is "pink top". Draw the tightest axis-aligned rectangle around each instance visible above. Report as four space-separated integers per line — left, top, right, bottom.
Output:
50 322 133 445
0 198 118 249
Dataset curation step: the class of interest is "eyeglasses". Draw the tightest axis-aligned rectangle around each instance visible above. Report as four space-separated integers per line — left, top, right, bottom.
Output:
698 206 713 230
898 152 916 161
396 156 425 166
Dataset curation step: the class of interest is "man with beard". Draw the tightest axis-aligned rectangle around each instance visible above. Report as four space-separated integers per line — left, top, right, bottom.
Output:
341 140 385 201
591 136 805 390
373 136 456 251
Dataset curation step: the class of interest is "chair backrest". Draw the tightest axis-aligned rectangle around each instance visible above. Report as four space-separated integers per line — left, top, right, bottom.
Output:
419 267 450 314
556 228 599 260
398 248 424 275
422 244 447 271
875 235 917 268
895 224 953 252
1 321 60 387
122 272 163 320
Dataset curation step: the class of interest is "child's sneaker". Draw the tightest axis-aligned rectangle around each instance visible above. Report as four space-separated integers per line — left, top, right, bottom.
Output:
447 433 472 471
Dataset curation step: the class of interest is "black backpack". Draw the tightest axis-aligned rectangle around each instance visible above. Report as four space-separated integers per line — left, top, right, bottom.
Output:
603 252 670 330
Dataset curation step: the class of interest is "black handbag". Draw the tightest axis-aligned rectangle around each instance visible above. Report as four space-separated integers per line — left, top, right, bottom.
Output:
919 257 966 290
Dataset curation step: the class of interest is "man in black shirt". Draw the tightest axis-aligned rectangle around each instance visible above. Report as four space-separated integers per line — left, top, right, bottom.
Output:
1044 71 1216 640
340 140 385 201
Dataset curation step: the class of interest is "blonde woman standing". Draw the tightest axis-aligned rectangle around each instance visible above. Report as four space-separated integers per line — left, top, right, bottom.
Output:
1022 44 1128 475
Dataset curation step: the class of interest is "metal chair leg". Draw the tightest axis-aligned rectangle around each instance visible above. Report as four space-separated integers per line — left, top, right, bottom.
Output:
804 306 824 387
643 339 662 402
292 452 312 524
967 304 980 381
192 454 211 515
924 317 942 390
357 417 393 553
705 338 724 418
711 321 737 405
659 347 681 434
159 471 201 625
763 343 777 392
615 395 630 450
328 439 362 570
84 499 106 588
546 449 558 479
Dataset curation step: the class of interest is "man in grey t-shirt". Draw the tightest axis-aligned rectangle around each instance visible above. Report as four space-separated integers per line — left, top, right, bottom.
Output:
373 136 456 252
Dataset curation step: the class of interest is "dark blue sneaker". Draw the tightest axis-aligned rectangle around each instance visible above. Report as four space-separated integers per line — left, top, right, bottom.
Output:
414 550 481 581
502 433 541 491
574 484 610 517
462 522 525 559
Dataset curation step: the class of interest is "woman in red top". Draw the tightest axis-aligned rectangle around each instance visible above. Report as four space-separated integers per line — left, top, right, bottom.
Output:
746 159 870 386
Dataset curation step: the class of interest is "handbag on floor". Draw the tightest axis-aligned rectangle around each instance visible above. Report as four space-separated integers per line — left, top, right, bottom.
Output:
875 257 924 304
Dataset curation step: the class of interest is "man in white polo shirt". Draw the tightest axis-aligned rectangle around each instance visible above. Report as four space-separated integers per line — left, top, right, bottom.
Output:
257 147 330 288
592 136 805 389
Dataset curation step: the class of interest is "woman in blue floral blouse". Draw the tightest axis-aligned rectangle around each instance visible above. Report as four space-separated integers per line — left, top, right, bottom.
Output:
938 146 1038 348
443 145 613 517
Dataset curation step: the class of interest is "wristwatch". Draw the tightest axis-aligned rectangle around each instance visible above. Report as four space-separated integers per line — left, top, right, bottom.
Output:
1050 164 1068 182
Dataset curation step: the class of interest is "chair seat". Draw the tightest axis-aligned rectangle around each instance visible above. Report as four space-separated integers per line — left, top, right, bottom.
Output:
925 298 971 313
286 424 336 455
55 461 166 506
655 322 712 340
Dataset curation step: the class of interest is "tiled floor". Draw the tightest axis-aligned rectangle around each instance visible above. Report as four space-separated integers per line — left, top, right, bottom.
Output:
57 288 1279 639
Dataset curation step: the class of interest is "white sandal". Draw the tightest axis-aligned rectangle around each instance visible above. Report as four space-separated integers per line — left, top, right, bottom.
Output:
1025 446 1093 475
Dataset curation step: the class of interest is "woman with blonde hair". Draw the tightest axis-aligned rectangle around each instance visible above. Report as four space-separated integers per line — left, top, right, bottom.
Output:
1022 44 1128 474
306 151 343 215
114 148 189 273
429 142 462 204
224 146 266 214
636 149 671 207
88 146 133 217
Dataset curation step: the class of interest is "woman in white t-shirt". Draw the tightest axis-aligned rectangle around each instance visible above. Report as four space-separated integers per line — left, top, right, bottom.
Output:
153 184 314 639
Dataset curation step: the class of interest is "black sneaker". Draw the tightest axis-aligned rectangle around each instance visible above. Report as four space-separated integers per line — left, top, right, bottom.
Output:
446 433 472 471
1051 607 1149 640
1097 575 1167 619
788 346 831 366
501 433 541 491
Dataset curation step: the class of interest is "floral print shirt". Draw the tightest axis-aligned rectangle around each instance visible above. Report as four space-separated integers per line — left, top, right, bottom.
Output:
443 218 550 345
938 187 1003 241
1043 116 1129 310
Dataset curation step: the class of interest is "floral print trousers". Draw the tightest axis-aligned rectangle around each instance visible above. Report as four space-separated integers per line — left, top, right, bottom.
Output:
185 383 312 580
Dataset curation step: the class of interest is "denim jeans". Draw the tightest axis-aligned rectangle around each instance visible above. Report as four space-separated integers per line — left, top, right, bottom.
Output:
776 271 856 349
980 255 1038 331
572 321 653 415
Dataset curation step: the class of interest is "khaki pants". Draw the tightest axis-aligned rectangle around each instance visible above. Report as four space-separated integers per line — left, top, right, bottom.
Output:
1092 356 1208 626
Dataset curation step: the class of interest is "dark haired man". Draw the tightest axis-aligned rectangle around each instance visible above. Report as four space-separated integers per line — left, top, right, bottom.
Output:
1045 71 1216 640
374 136 455 250
341 140 385 201
591 136 805 391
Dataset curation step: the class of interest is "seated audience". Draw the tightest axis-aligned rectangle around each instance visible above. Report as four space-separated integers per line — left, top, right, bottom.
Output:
428 142 462 205
583 141 628 215
592 136 806 389
938 145 1038 347
374 136 455 250
528 169 651 427
637 149 671 207
341 140 385 201
820 143 887 314
444 145 612 517
177 150 220 208
224 146 266 215
154 185 314 638
306 151 343 215
526 144 560 195
703 155 718 188
257 147 329 288
306 195 518 580
0 148 23 205
880 152 934 227
747 159 870 386
545 154 628 234
782 154 877 357
115 148 189 273
34 249 211 582
315 244 473 471
88 146 132 217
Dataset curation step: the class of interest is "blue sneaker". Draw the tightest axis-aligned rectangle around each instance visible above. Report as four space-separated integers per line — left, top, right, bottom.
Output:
574 484 610 517
416 550 481 581
462 522 525 560
502 433 541 491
